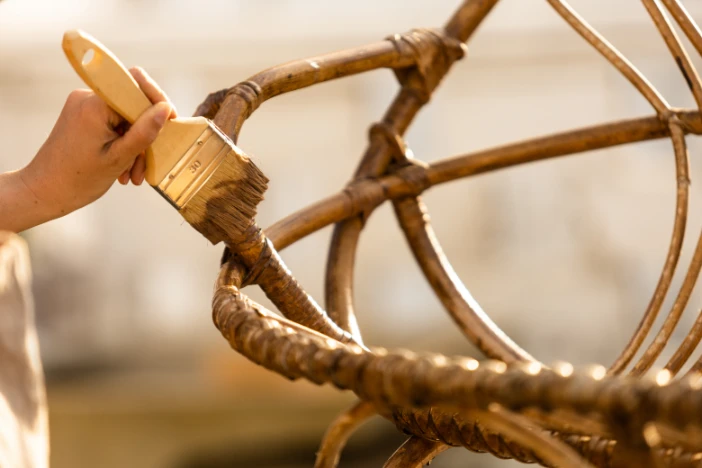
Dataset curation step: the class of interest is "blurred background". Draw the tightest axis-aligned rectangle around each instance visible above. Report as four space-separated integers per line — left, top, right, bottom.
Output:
1 0 702 466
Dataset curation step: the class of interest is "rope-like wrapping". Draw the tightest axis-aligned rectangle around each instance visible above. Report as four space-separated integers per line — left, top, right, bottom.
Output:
194 0 702 465
212 274 702 466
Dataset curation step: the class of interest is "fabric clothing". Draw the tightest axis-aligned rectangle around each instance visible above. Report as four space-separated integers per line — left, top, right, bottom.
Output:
0 232 49 468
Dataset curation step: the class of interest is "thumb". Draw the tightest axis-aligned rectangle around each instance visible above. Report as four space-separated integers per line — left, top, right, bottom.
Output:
109 101 171 164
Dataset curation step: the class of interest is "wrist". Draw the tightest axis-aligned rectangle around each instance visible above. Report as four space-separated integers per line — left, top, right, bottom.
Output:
0 170 41 232
18 162 71 221
13 167 64 229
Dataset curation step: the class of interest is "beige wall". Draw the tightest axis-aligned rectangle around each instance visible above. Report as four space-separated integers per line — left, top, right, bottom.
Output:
1 1 701 466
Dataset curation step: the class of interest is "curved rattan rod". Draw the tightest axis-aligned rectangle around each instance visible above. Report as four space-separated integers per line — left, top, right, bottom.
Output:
211 278 702 457
521 405 613 440
314 400 377 468
263 110 698 376
324 229 364 341
194 2 497 354
202 0 553 376
383 33 538 366
221 226 357 345
386 381 702 464
661 12 702 382
370 113 537 361
474 405 595 468
667 307 702 375
426 110 700 185
546 0 694 376
323 78 449 346
323 130 410 345
323 0 495 373
206 41 417 141
202 0 498 146
392 197 534 362
216 264 665 434
630 121 692 377
323 26 469 357
643 0 702 112
249 0 700 367
632 0 702 377
546 0 669 115
258 112 698 375
661 0 702 68
211 269 545 464
265 110 702 251
201 0 688 363
324 118 414 344
192 0 698 144
388 406 549 464
215 237 358 348
386 392 686 465
214 260 702 465
614 125 690 375
201 5 483 352
193 41 412 126
199 63 376 348
216 257 554 465
382 436 449 468
444 0 503 43
324 120 418 344
202 1 702 464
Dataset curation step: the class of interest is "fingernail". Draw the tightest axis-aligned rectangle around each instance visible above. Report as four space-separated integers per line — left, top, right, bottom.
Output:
153 102 171 126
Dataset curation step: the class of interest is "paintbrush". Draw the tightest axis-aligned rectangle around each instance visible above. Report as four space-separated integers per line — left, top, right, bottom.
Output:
62 29 267 245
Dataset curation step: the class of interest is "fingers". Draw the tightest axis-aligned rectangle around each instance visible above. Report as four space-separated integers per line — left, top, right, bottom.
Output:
129 67 178 118
118 169 130 185
109 101 171 168
108 68 173 184
67 89 120 132
116 154 145 186
130 154 146 185
65 88 93 108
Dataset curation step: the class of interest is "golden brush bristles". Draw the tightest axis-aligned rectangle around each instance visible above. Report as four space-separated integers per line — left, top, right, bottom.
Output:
176 149 269 245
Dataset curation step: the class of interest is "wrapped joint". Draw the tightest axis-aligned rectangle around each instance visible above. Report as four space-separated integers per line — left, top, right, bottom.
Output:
391 160 431 197
387 28 467 101
225 81 263 118
369 122 413 162
193 87 230 120
341 178 387 225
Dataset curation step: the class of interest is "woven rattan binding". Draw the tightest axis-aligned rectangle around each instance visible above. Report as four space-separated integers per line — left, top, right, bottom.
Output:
195 1 702 466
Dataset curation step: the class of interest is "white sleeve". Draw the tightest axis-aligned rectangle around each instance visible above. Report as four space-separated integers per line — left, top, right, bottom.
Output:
0 232 49 468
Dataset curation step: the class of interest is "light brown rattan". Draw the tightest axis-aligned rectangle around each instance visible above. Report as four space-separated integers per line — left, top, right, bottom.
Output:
195 1 702 466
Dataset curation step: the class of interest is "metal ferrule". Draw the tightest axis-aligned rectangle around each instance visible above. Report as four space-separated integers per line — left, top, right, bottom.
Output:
156 125 229 208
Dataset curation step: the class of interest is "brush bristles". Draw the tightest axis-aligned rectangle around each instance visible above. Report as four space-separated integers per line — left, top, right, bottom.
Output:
179 151 268 245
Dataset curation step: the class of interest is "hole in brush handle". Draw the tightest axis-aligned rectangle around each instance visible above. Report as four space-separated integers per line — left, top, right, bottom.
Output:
64 30 152 124
82 48 95 66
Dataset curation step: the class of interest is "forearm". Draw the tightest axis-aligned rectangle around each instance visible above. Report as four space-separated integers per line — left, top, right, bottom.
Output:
0 169 59 233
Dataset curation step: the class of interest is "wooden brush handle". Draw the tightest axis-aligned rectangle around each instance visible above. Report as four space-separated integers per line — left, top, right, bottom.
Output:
62 29 152 124
62 29 213 188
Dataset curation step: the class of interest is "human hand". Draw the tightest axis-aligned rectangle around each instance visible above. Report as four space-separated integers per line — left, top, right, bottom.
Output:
115 67 179 185
19 67 177 218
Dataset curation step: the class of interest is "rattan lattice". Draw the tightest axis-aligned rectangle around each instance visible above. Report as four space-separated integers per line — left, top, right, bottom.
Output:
193 1 702 466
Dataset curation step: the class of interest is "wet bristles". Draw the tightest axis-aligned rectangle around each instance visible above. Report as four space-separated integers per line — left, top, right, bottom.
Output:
179 150 268 245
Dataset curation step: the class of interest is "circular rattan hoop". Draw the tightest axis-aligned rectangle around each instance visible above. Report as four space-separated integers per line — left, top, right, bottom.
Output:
195 1 702 466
